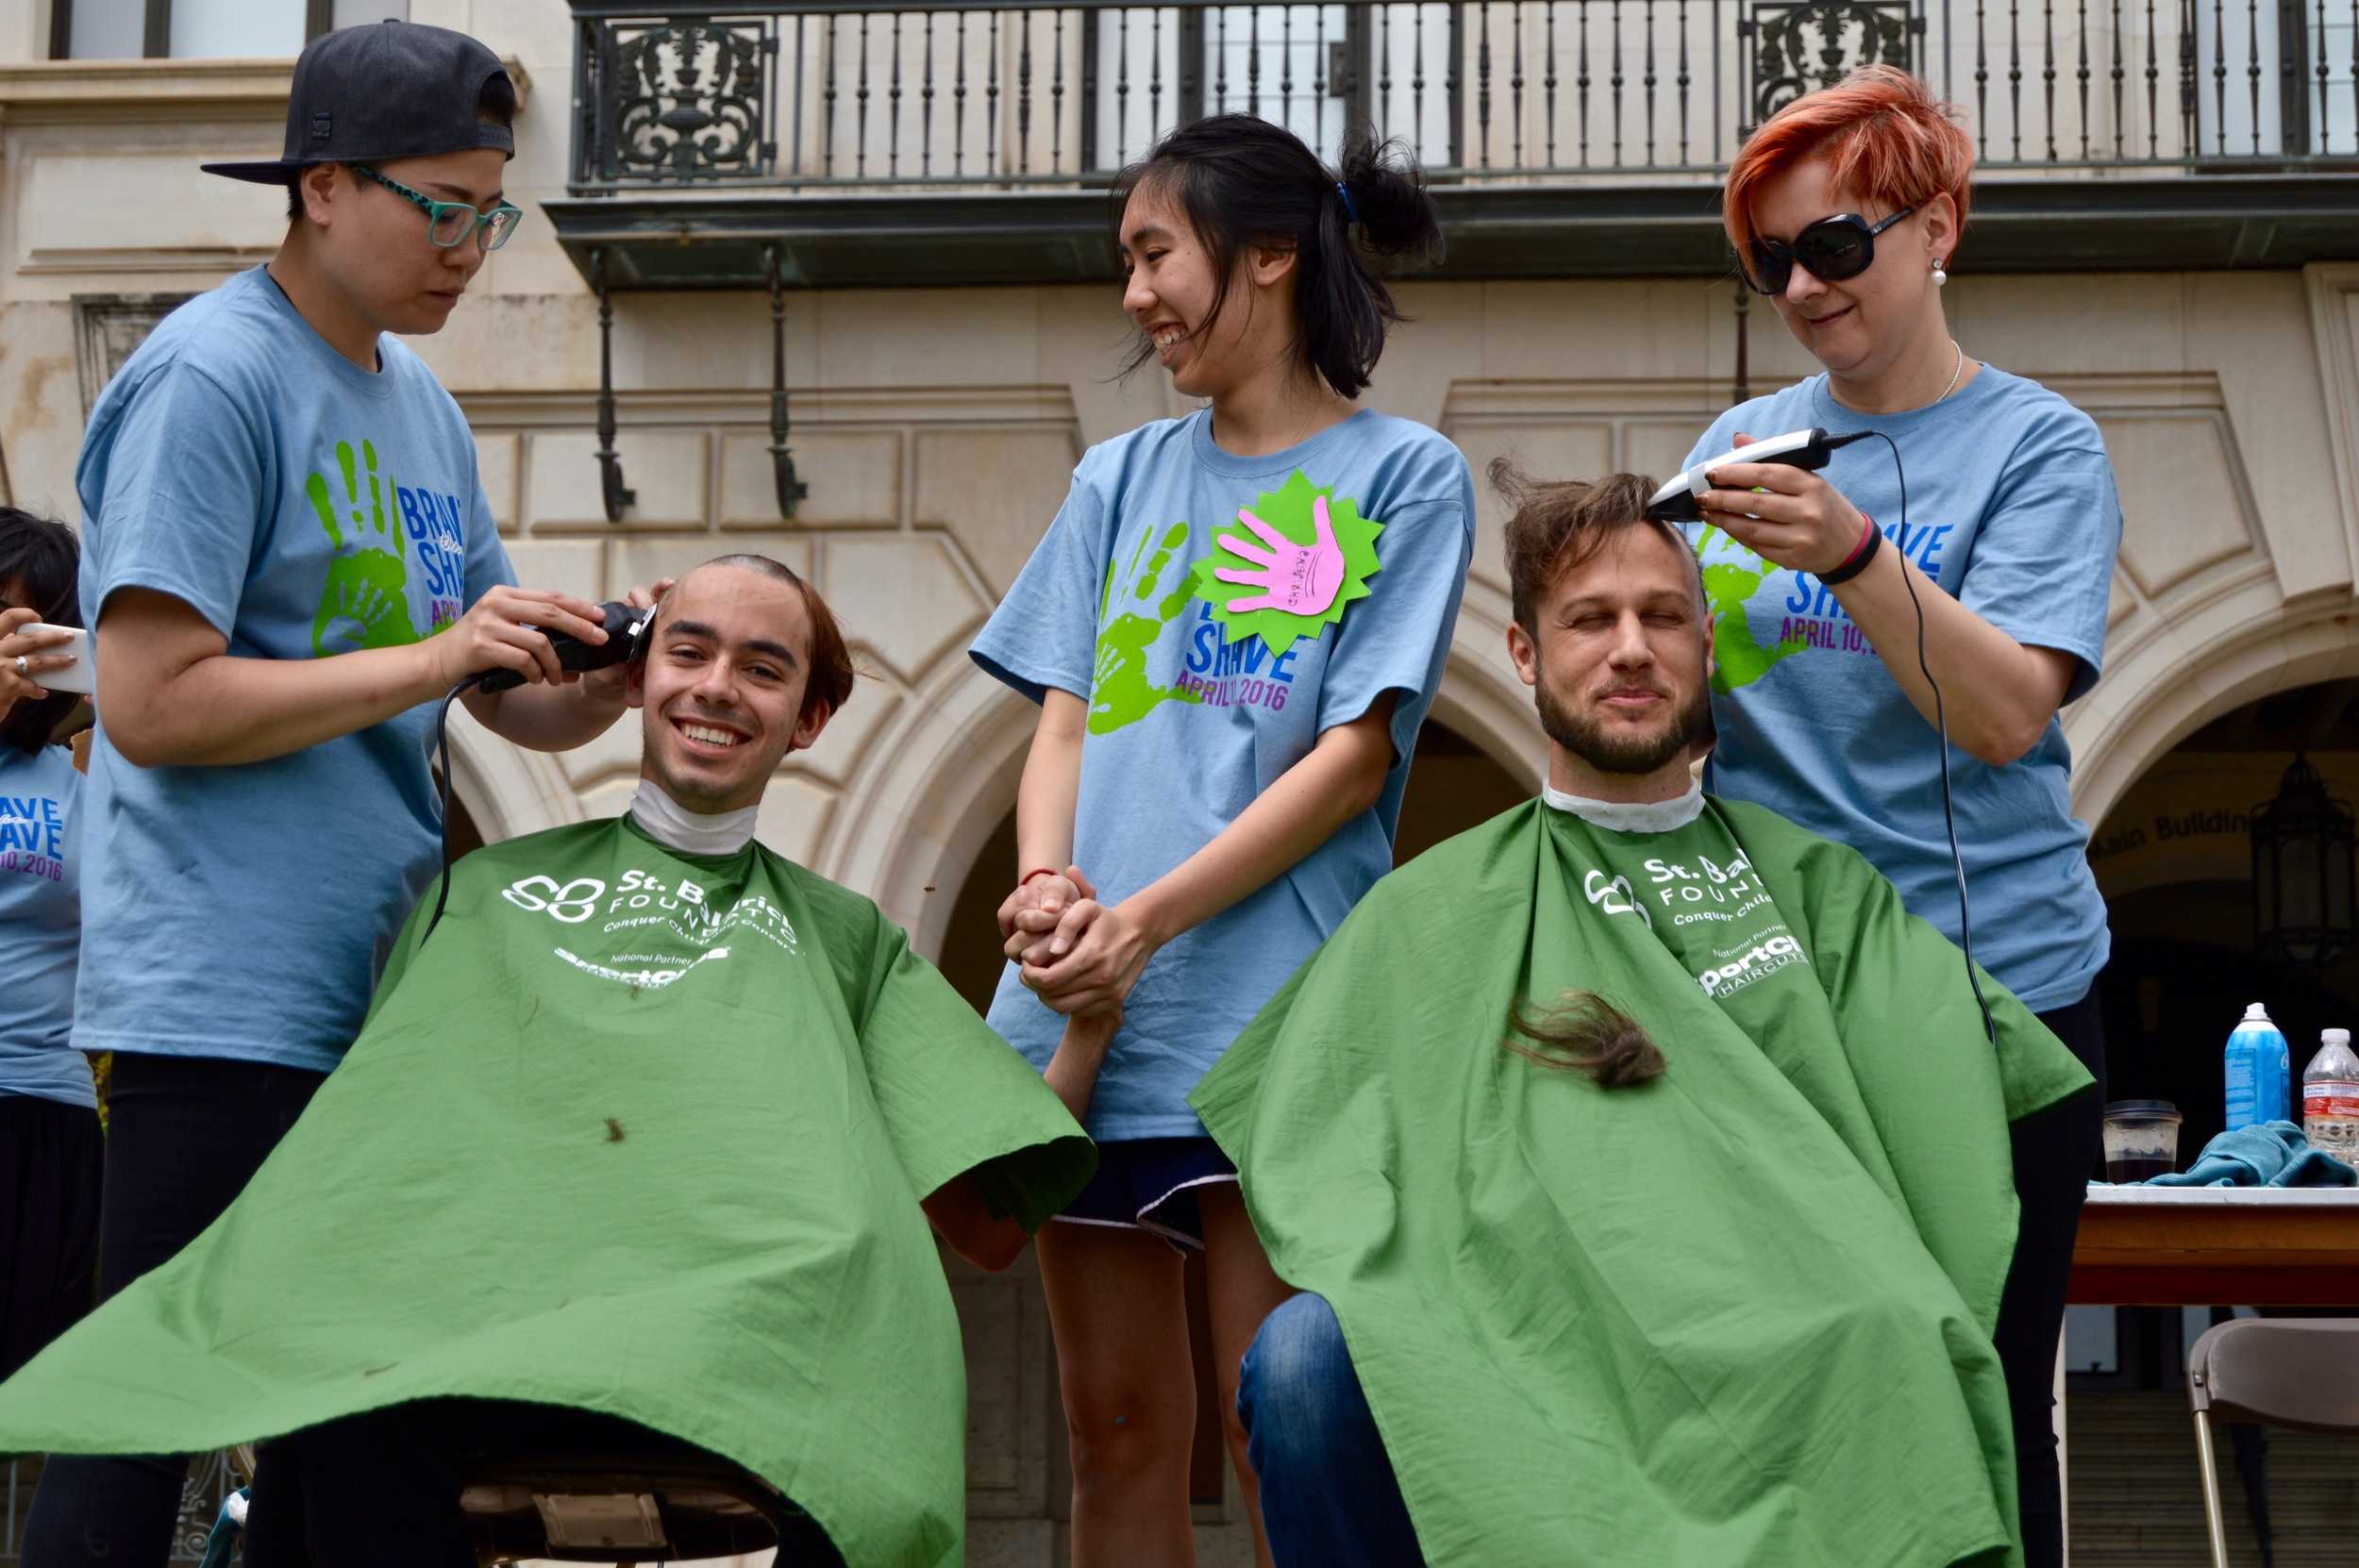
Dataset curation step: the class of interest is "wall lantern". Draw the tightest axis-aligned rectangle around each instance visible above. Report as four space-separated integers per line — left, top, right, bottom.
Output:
2250 750 2357 968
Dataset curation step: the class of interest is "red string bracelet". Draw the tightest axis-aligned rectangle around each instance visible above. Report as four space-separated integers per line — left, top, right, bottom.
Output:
1019 867 1061 888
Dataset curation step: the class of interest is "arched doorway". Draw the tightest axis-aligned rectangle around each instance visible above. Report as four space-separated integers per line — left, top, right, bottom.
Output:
2088 677 2359 1148
2067 676 2359 1562
442 792 486 859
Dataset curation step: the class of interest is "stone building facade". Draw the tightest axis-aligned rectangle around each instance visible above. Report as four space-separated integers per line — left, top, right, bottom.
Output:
5 0 2359 1560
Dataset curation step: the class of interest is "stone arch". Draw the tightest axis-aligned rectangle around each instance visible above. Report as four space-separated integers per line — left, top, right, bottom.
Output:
813 588 1548 961
1430 583 1547 792
442 709 593 845
821 654 1037 961
2066 578 2359 827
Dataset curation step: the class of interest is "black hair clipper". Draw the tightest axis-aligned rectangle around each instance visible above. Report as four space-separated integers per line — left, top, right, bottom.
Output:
474 601 654 693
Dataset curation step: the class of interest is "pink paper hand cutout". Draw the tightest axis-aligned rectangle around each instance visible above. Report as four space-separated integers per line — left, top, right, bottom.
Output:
1214 495 1347 616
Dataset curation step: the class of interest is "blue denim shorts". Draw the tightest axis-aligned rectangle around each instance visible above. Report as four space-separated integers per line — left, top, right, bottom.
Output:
1055 1136 1236 1251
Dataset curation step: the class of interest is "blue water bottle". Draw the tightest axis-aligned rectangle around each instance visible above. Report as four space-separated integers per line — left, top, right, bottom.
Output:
2224 1002 2291 1130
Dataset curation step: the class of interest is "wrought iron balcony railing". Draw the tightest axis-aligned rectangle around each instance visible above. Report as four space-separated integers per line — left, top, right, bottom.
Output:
567 0 2359 194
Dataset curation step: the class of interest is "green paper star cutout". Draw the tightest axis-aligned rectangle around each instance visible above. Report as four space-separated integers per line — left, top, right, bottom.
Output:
1189 470 1384 658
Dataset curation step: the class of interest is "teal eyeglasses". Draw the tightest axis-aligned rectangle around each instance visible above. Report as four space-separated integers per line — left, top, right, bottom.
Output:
349 162 523 252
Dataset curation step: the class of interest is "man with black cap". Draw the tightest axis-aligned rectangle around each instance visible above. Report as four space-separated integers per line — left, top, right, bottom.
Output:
21 22 654 1564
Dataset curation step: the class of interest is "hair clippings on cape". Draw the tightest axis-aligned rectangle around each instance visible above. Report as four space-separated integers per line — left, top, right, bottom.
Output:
1336 181 1361 226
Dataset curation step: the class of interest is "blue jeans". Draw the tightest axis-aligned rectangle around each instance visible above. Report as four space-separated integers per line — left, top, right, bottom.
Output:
1237 1293 1423 1567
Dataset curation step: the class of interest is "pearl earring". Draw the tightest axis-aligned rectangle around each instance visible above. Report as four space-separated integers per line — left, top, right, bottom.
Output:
1932 259 1949 287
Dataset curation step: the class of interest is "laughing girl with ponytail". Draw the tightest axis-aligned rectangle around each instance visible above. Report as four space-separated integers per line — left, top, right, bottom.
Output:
968 114 1472 1565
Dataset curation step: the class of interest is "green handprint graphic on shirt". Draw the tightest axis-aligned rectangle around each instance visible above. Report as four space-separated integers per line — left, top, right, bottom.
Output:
1089 520 1202 735
1698 525 1805 694
307 438 419 656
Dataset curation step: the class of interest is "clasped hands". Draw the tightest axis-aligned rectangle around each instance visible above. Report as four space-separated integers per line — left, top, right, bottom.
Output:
995 867 1158 1017
1692 432 1871 576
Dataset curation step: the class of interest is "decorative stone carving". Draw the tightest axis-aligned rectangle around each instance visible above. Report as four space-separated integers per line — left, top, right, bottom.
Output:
72 293 193 416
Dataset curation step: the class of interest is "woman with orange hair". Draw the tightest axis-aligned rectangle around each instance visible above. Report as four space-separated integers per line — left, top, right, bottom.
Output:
1680 65 2120 1568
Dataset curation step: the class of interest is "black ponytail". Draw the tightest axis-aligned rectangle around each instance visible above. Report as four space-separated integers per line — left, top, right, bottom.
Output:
1111 115 1443 399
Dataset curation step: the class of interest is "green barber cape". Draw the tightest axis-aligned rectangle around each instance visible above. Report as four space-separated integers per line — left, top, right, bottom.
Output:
1191 795 2092 1568
0 814 1093 1568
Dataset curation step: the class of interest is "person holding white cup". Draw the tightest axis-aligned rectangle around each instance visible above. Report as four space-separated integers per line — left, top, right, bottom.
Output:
0 508 98 1386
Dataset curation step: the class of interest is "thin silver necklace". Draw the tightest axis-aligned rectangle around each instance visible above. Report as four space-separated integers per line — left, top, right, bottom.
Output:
1820 339 1967 419
1933 339 1966 402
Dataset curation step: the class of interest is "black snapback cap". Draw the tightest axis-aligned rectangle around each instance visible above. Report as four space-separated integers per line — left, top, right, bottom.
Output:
202 20 514 185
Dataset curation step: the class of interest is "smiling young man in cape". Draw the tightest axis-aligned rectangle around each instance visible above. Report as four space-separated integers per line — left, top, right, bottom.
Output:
28 25 675 1560
0 557 1095 1568
1193 470 2096 1568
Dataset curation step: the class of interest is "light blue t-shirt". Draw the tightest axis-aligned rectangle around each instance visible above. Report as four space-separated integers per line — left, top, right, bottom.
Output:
971 408 1474 1140
0 743 89 1109
74 266 515 1073
1681 364 2121 1013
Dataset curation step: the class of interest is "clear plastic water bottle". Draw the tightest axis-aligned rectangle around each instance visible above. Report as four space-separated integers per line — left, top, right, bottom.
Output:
2301 1027 2359 1171
2224 1003 2290 1131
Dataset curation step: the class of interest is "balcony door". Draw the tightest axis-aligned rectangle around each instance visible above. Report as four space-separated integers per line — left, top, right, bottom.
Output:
1093 4 1458 173
2169 0 2353 158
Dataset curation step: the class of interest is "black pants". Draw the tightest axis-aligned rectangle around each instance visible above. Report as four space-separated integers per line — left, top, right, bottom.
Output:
22 1053 324 1568
0 1093 104 1384
1998 993 2107 1568
240 1399 845 1568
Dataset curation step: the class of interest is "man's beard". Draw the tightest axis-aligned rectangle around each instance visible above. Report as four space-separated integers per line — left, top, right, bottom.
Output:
1533 675 1711 776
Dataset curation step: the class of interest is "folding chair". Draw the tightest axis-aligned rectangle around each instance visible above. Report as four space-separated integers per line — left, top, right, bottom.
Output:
202 1436 845 1566
2184 1317 2359 1568
459 1446 841 1564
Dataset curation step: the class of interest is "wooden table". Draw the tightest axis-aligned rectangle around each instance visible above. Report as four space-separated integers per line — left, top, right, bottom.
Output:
2055 1186 2359 1566
2068 1185 2359 1306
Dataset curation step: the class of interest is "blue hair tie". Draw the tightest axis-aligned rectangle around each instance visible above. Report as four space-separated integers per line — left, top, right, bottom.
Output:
1336 180 1361 226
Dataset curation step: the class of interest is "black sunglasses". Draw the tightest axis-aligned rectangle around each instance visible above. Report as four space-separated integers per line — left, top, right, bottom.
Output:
1744 206 1916 295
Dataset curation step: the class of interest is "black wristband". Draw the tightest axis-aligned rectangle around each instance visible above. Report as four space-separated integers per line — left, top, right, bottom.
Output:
1816 515 1883 587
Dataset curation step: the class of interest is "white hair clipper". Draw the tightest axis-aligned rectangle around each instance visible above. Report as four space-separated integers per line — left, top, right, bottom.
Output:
1644 427 1867 522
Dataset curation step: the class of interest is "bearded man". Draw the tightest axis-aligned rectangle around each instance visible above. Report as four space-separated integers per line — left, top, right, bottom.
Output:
1193 470 2091 1568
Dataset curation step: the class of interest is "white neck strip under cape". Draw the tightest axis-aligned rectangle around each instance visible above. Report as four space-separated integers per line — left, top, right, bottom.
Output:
1540 778 1705 833
629 778 759 856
